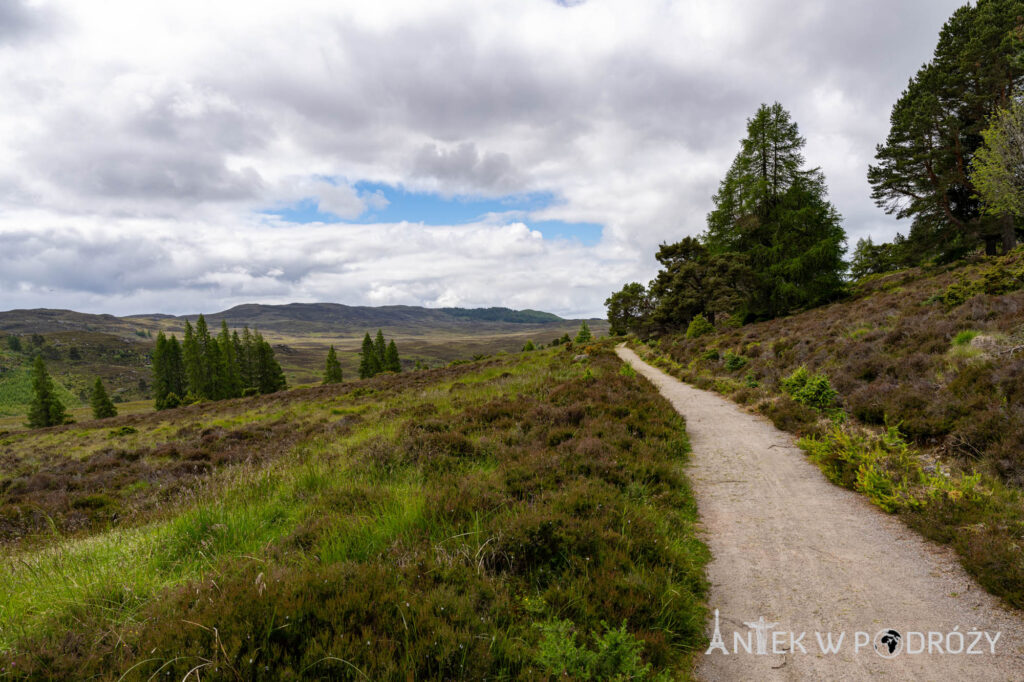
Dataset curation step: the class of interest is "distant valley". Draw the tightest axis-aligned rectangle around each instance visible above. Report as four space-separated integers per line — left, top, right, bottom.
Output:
0 303 607 425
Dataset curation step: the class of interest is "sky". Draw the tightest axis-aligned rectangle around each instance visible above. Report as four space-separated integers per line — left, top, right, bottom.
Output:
0 0 967 318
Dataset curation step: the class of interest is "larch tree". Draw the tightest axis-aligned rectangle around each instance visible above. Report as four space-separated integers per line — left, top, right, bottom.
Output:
705 102 846 320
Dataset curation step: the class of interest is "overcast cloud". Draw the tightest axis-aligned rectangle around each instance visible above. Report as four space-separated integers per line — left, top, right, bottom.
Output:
0 0 965 317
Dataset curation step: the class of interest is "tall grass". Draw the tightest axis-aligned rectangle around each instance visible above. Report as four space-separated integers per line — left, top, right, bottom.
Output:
1 344 709 680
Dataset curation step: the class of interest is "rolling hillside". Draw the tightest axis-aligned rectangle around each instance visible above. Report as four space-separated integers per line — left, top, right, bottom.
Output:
0 344 707 679
0 304 607 424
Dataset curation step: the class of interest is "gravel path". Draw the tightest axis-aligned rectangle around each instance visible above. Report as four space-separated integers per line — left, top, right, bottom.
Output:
616 345 1024 681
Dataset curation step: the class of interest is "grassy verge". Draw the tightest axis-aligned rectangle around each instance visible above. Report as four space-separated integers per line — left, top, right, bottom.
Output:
0 343 708 680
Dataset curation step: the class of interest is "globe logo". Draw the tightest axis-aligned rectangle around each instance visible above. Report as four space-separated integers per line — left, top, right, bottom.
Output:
873 629 903 658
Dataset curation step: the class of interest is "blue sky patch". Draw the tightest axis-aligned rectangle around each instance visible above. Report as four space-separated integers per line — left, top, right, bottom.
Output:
262 181 604 246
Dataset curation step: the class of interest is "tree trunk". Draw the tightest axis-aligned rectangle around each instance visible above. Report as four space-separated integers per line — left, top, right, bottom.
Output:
1001 214 1017 253
984 235 1000 256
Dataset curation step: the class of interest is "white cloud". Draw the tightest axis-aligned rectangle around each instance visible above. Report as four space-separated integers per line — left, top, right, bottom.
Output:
0 0 965 317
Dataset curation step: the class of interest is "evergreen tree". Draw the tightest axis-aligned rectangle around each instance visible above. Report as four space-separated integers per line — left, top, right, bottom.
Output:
153 332 187 410
152 332 170 409
253 331 287 394
646 238 756 328
152 331 169 409
605 282 652 336
522 340 536 352
90 377 117 419
217 320 242 399
6 335 21 352
384 339 401 372
182 320 202 401
359 332 380 379
26 356 66 428
237 327 256 393
373 329 387 368
194 315 218 399
324 345 344 383
868 0 1024 260
574 321 592 343
165 335 186 401
705 102 846 319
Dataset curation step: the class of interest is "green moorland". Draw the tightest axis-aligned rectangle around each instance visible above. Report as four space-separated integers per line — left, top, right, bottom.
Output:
631 248 1024 608
0 343 708 680
0 331 153 419
0 317 608 423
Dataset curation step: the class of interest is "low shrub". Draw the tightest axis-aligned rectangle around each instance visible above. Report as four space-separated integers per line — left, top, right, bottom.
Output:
799 424 1024 608
685 314 714 339
535 619 667 681
779 366 837 410
722 351 748 371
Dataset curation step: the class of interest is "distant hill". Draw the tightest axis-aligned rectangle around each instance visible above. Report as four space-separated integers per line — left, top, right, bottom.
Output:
0 303 592 338
0 303 607 421
0 309 142 335
439 307 562 324
147 303 574 334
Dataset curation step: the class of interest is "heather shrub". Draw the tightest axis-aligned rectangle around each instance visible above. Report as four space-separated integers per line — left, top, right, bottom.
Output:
2 349 711 679
760 395 820 435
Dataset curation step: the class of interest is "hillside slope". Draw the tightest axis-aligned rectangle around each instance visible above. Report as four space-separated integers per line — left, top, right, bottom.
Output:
632 248 1024 606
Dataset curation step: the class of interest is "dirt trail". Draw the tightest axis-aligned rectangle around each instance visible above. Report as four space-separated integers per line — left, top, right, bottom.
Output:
616 345 1024 681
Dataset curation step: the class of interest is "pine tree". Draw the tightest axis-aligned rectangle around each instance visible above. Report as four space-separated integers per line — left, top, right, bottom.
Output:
324 345 344 383
605 282 651 336
238 327 256 393
574 321 592 343
90 377 117 419
152 331 170 409
165 335 186 402
384 339 401 372
359 332 380 379
26 356 66 428
374 329 387 368
522 340 536 352
182 320 202 401
217 320 242 399
194 315 216 399
253 332 287 394
868 0 1024 260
